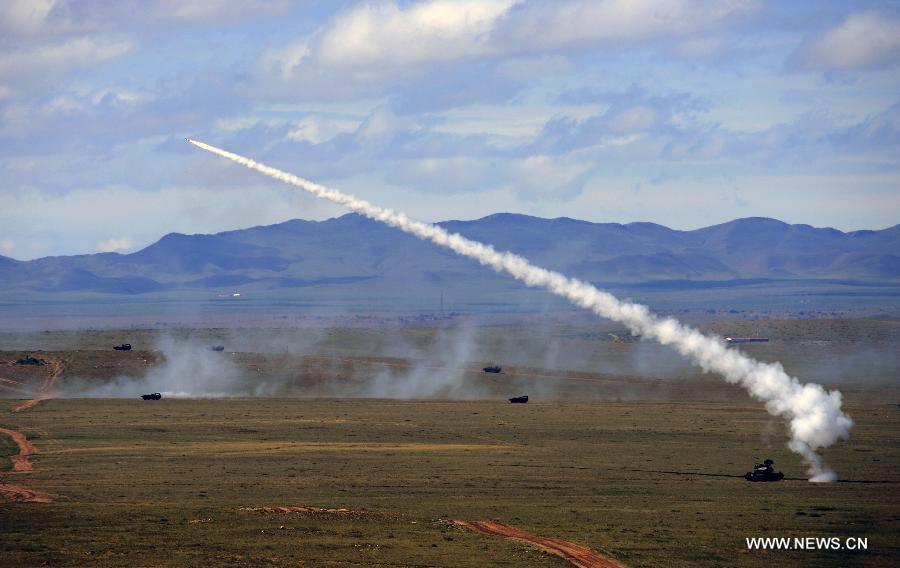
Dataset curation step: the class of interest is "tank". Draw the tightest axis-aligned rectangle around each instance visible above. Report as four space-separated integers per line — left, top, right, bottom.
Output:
141 393 162 400
509 395 528 404
483 366 502 373
16 354 46 366
744 458 783 482
113 343 132 351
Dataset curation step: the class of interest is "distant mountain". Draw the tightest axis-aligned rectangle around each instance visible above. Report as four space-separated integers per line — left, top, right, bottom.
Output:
1 215 897 298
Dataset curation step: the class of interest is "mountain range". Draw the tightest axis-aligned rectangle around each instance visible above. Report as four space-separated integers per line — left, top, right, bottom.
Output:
1 215 898 300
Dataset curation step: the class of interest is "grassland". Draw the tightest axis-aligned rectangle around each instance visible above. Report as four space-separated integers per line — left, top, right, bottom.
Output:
0 318 898 566
1 397 898 567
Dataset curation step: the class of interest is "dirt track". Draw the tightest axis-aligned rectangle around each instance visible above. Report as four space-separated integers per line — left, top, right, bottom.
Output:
11 354 66 413
0 427 51 503
0 427 37 472
0 482 51 503
243 505 353 514
241 505 371 520
455 520 625 568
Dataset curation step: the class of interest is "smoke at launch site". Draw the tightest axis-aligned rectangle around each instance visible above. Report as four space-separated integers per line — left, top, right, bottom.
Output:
62 336 252 398
188 138 854 482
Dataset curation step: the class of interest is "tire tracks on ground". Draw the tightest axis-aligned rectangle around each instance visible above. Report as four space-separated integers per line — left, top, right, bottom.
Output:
12 354 67 413
455 520 625 568
0 426 52 503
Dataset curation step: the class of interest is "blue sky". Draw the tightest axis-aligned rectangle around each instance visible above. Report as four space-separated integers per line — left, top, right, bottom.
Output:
1 0 898 259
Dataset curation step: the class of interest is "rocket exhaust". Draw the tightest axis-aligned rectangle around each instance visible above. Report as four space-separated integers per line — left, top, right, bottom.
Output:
187 138 852 482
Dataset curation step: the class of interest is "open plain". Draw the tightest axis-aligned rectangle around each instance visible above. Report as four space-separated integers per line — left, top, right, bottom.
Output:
1 318 898 567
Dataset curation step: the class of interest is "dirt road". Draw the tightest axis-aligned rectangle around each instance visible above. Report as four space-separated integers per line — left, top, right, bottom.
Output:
11 354 66 413
0 426 51 503
11 398 43 413
243 505 352 513
455 520 625 568
0 482 51 503
0 427 37 472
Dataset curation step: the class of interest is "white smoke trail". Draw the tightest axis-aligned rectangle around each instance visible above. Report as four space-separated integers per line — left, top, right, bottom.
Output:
188 138 853 481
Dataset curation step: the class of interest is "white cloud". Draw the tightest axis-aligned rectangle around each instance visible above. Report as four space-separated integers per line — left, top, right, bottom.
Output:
156 0 290 25
259 41 311 80
0 36 134 80
507 154 593 197
0 184 344 259
0 0 290 36
264 0 757 80
316 0 515 68
95 236 134 253
495 0 757 52
0 238 15 256
287 116 359 144
0 86 150 137
0 0 67 36
793 11 900 70
354 106 418 144
211 114 360 145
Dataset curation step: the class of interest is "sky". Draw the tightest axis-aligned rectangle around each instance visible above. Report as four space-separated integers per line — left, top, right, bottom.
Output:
0 0 898 260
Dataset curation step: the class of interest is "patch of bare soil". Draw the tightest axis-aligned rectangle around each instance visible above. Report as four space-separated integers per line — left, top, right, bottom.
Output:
0 482 52 503
240 505 370 519
0 427 37 472
0 427 52 503
455 520 625 568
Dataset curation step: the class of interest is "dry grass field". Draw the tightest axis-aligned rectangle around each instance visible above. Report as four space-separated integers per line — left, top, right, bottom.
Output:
1 398 898 567
1 319 898 566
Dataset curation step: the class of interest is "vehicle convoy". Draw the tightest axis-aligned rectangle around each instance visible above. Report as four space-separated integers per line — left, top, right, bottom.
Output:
141 393 162 400
744 458 783 482
509 395 528 404
483 366 502 373
113 343 132 351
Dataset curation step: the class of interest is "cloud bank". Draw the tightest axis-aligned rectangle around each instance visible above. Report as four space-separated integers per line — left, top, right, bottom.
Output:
1 0 898 258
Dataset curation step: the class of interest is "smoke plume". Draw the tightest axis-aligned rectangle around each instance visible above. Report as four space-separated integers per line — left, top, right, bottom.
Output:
188 138 853 482
67 336 251 398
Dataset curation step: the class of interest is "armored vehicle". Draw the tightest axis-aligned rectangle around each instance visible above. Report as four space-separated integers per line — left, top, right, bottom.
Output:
141 392 162 400
483 366 502 373
744 458 783 482
16 354 46 366
113 343 132 351
509 395 528 404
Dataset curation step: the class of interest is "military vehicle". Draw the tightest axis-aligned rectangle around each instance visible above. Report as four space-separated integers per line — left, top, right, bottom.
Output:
207 345 225 352
509 395 528 404
726 337 769 344
141 393 162 400
744 458 783 482
483 366 502 373
113 343 132 351
16 354 46 366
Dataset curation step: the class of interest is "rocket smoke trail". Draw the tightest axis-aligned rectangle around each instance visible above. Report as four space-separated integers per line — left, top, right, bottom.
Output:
188 138 852 481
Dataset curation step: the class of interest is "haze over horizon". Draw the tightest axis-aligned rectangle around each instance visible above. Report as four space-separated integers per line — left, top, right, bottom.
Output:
1 0 899 259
